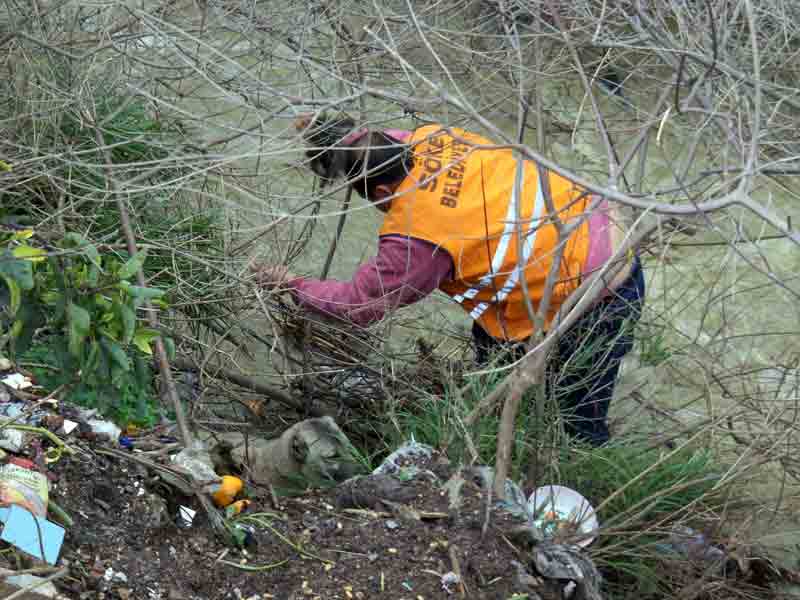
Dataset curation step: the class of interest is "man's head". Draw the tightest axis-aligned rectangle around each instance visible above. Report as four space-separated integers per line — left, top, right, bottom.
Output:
296 113 412 210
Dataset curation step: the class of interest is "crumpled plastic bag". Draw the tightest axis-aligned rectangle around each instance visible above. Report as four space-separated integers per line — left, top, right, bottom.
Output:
171 440 220 488
372 439 434 477
0 402 51 452
465 465 530 518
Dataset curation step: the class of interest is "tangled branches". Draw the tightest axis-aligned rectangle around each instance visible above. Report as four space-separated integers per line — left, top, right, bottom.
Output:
1 2 799 573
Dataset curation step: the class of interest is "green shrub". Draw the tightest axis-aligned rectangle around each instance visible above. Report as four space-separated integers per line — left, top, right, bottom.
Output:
1 229 170 425
1 92 231 424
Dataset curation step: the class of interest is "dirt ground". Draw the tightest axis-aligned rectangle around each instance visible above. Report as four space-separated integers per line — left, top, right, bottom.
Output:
41 442 542 600
3 431 797 600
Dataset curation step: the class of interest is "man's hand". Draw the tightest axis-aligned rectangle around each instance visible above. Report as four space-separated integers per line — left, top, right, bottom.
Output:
294 114 314 133
250 263 296 291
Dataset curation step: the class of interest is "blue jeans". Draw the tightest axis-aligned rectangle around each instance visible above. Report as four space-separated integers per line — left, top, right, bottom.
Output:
472 256 646 446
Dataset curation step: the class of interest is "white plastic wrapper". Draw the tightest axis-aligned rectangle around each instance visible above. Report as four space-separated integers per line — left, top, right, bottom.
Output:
372 439 434 476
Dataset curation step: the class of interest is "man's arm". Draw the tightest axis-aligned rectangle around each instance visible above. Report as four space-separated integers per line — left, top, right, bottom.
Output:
286 236 453 327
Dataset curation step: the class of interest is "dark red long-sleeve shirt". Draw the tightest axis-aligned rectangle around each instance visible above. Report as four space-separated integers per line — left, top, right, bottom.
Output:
289 235 454 327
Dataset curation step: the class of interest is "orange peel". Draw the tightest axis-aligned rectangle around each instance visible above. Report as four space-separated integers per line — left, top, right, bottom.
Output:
212 475 243 508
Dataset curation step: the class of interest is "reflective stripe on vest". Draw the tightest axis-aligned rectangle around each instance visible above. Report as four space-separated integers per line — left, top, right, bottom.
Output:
453 158 546 322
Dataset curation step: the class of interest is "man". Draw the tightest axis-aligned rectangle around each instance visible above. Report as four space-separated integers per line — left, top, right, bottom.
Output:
254 114 645 445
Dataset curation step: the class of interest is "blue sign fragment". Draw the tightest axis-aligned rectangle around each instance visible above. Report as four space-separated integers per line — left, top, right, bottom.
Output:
0 504 64 564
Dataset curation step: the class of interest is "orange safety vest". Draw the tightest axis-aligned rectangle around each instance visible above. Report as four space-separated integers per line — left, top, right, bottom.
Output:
379 125 592 341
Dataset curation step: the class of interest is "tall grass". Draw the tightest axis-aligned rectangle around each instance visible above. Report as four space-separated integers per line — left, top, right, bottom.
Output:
387 354 764 598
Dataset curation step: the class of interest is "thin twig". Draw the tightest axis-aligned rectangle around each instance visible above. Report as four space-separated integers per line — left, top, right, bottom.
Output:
1 568 68 600
448 544 467 598
320 186 353 279
91 124 192 448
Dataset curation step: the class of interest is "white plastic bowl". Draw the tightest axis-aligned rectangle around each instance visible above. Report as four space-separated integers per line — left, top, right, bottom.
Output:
527 484 599 547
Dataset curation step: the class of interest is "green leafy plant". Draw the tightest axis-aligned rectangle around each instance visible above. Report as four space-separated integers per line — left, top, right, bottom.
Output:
0 91 234 425
1 91 236 345
0 229 173 425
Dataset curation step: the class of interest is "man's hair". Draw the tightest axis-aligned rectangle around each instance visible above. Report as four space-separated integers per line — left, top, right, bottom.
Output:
345 133 413 199
301 114 412 199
